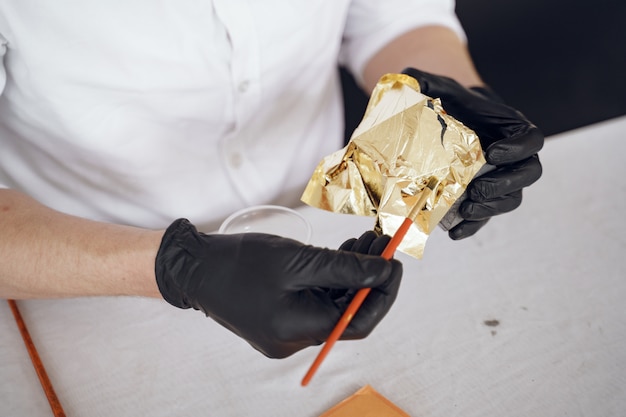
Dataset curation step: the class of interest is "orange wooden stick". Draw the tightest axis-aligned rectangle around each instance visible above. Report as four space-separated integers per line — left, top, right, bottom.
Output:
8 300 66 417
301 177 438 386
300 217 412 386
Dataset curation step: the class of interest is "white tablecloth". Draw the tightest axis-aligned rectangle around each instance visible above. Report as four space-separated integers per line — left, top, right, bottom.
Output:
2 116 625 416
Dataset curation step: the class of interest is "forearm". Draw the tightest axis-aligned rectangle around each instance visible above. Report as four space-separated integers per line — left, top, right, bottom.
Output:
363 25 483 91
0 189 163 299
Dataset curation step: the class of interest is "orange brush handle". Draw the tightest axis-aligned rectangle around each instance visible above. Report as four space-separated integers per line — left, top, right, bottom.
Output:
301 217 413 386
8 300 66 417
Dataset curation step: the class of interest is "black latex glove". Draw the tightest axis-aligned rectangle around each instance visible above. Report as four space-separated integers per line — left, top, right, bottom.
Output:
155 219 402 359
402 68 544 239
326 230 393 304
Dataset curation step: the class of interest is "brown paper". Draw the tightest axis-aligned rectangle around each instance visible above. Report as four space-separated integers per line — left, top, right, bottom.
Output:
301 73 486 258
319 385 411 417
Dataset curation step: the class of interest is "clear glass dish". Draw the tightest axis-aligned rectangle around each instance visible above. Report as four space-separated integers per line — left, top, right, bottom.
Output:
218 205 312 243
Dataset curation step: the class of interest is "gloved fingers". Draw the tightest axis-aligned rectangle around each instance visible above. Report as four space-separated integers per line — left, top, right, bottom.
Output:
469 86 507 105
402 68 514 129
350 231 378 253
286 252 402 343
368 234 392 256
402 67 473 104
448 219 490 240
459 190 523 221
246 340 299 359
401 68 544 161
258 284 376 357
261 296 340 358
407 70 521 142
338 230 391 255
291 247 397 291
485 128 544 165
326 229 391 302
326 288 357 304
340 259 403 340
338 237 357 251
244 265 401 358
468 155 542 201
339 230 377 253
329 231 391 299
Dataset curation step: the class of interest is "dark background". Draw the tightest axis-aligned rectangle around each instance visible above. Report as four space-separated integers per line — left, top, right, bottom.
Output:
341 0 626 141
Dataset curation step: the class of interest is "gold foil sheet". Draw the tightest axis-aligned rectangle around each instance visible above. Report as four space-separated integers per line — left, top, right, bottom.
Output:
301 73 486 258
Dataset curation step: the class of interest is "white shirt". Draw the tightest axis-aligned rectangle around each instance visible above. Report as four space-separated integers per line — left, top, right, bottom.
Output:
0 0 464 231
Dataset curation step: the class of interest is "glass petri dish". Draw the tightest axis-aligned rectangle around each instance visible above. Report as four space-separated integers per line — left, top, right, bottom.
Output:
218 205 312 243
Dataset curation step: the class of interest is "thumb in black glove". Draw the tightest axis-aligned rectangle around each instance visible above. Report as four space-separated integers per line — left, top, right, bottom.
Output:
402 68 544 239
155 219 402 359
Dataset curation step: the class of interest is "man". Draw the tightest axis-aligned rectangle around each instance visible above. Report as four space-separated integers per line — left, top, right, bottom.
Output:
0 0 542 358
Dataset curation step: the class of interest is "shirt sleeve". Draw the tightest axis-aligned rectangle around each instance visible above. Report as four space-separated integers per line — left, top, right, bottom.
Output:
340 0 466 85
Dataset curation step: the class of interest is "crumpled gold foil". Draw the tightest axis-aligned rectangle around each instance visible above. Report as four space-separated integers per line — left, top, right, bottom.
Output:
301 73 486 258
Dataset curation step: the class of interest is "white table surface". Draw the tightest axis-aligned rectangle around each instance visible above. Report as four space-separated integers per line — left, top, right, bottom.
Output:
2 116 625 417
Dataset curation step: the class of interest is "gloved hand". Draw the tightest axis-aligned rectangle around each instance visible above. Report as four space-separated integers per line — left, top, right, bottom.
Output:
326 230 394 305
155 219 402 358
402 68 544 239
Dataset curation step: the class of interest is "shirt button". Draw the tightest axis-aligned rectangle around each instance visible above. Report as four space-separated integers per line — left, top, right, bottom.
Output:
238 80 250 93
229 152 242 168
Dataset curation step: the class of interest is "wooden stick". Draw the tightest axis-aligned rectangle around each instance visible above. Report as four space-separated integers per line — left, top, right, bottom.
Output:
7 299 66 417
301 177 438 386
